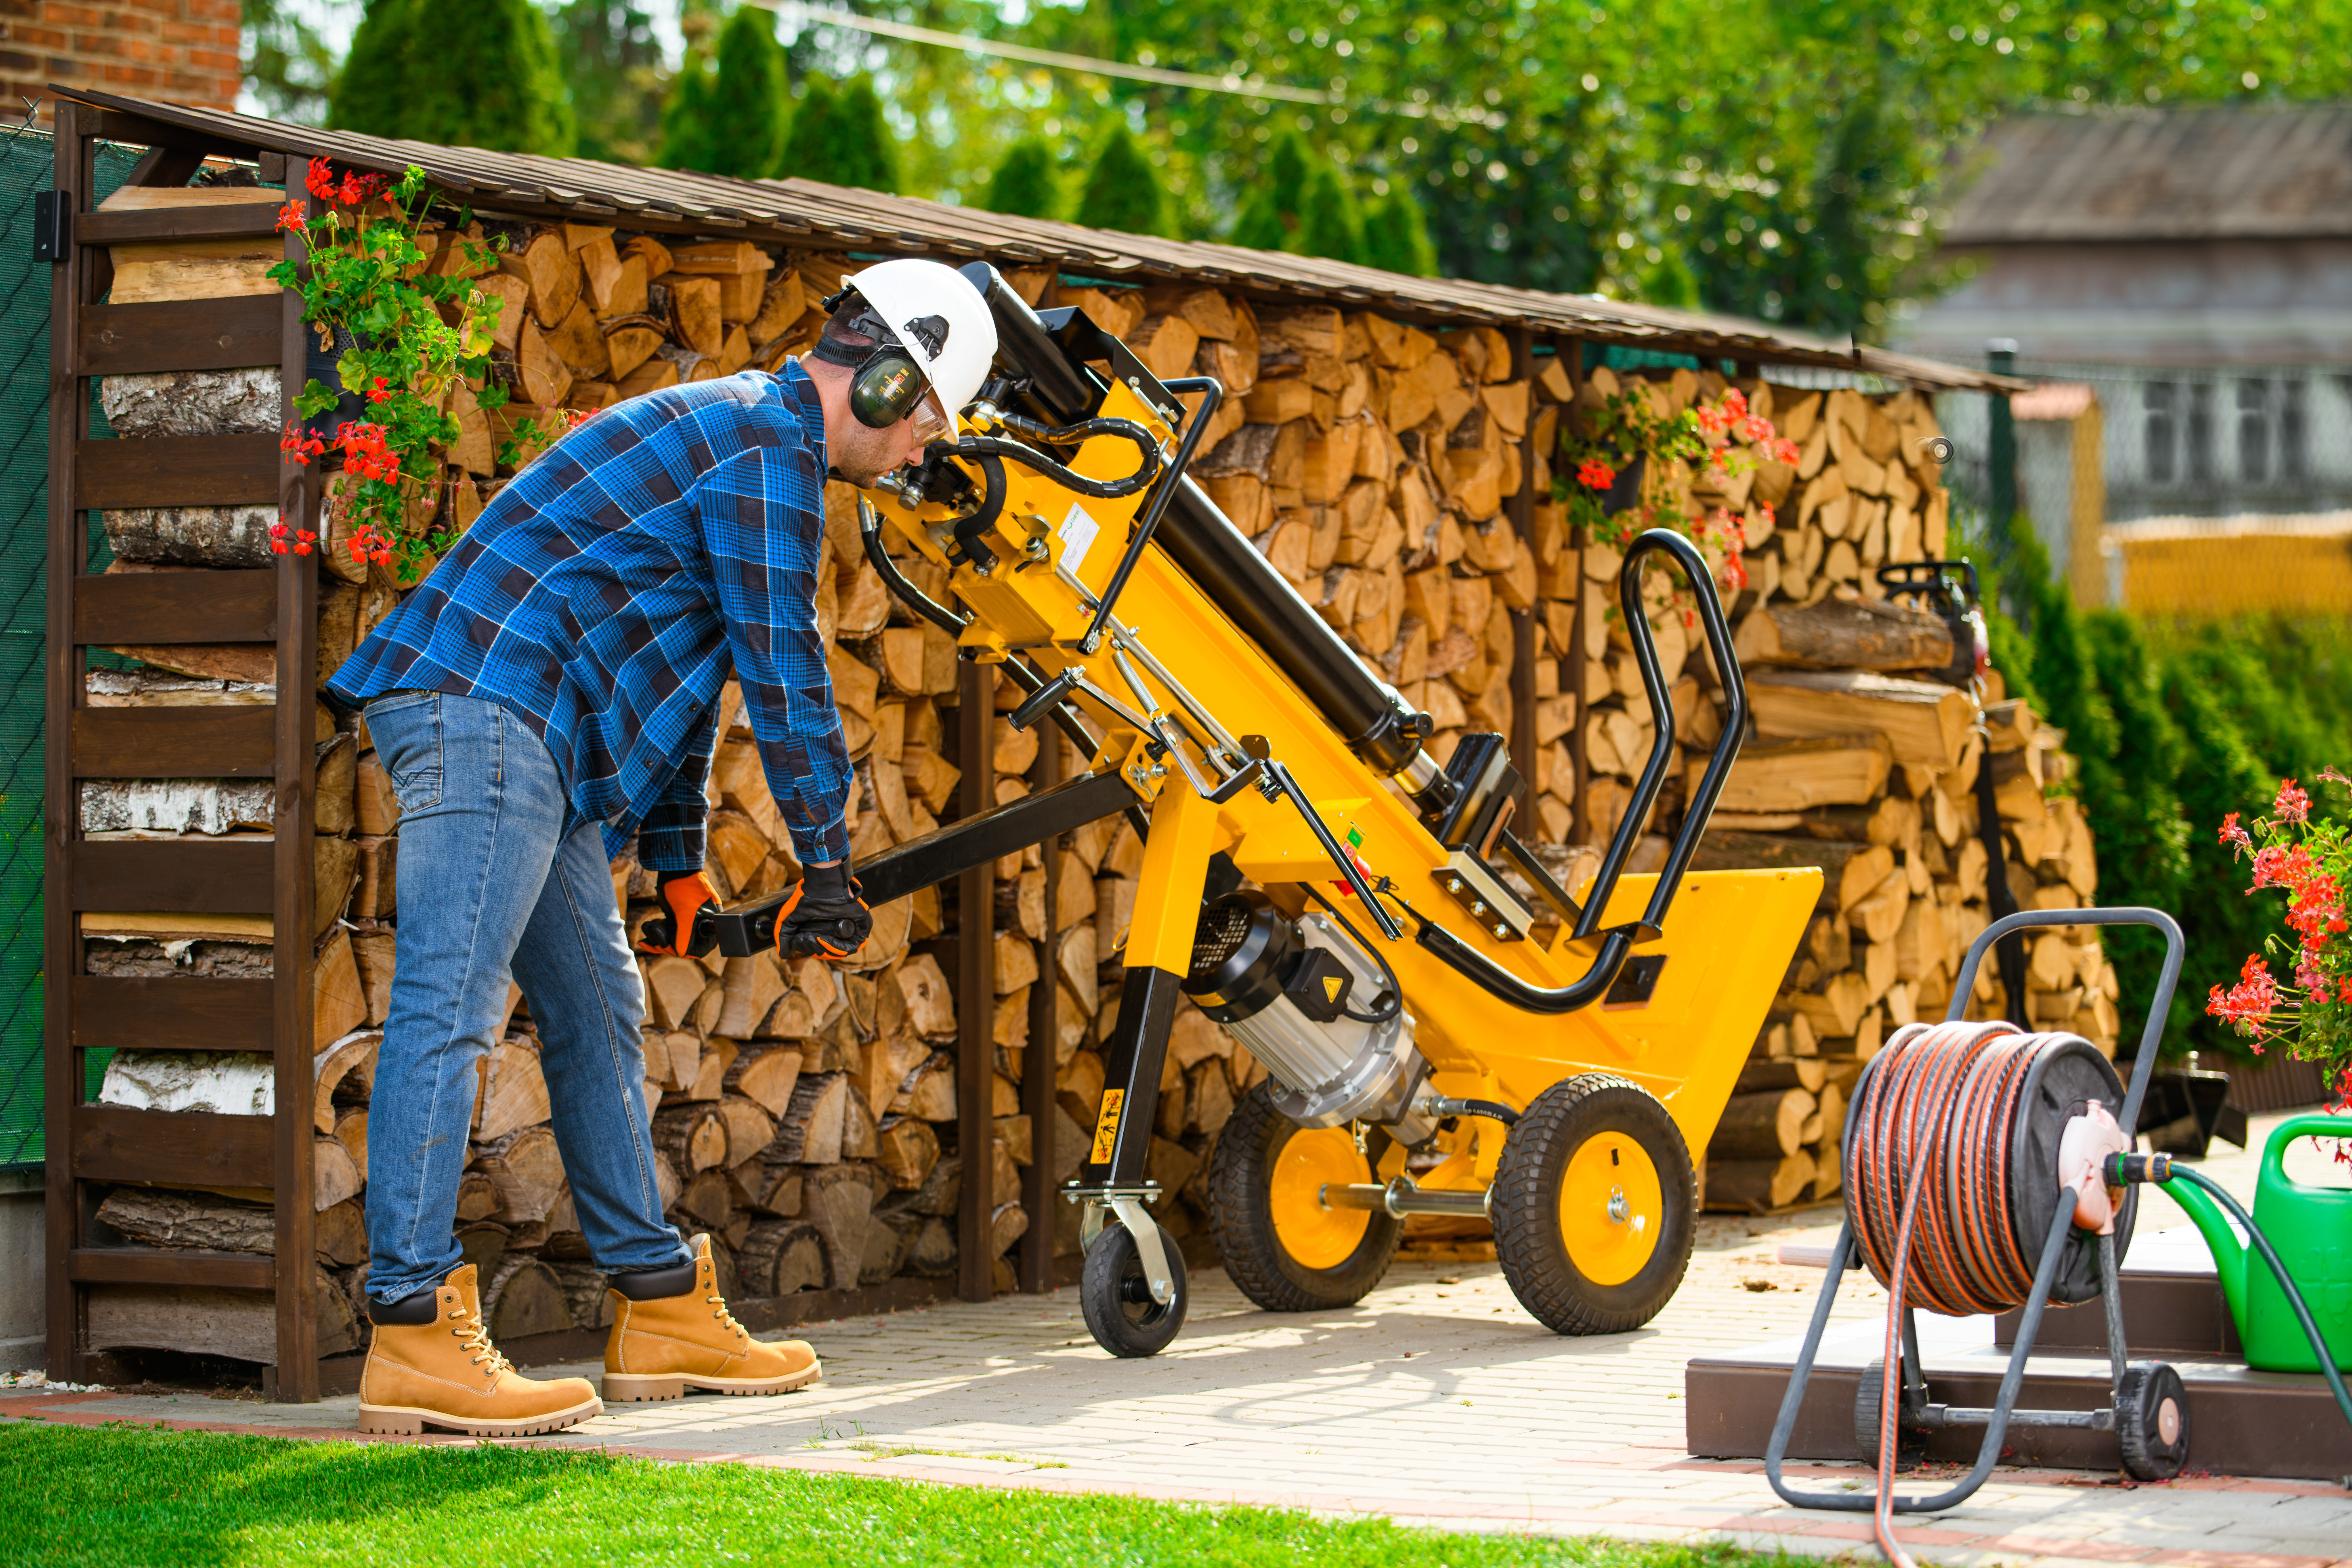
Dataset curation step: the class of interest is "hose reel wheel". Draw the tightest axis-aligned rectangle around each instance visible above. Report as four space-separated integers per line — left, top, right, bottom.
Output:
2116 1360 2192 1482
1853 1357 1932 1473
1491 1073 1697 1336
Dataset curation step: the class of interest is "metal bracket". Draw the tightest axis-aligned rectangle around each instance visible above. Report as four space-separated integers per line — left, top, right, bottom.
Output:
1434 848 1534 942
1069 1183 1172 1306
33 190 69 263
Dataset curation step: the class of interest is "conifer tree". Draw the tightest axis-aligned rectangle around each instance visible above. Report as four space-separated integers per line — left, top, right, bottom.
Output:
1228 131 1311 252
1297 163 1366 265
781 75 899 193
550 1 665 166
657 48 717 172
698 3 787 178
1362 185 1437 277
334 0 576 154
327 0 420 139
984 136 1063 220
1074 124 1168 237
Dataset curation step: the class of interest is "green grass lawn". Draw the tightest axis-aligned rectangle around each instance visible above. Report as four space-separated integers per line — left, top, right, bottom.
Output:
0 1421 1831 1568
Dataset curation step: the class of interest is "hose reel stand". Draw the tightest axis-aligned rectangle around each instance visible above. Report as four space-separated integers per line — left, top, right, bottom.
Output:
1766 908 2189 1568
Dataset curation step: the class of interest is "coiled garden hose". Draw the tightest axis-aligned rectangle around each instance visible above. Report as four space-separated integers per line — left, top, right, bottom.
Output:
1844 1020 2102 1568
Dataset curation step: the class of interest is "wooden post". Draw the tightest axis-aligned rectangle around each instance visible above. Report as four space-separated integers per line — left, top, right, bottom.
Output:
954 662 995 1301
42 99 85 1385
1560 338 1592 847
271 185 321 1402
1506 329 1539 829
1019 727 1061 1293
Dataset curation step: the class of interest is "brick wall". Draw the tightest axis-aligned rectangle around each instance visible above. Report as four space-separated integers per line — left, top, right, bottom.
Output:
0 1 242 125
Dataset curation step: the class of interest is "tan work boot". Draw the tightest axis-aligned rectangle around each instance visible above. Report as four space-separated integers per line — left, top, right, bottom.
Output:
357 1264 602 1436
602 1233 821 1402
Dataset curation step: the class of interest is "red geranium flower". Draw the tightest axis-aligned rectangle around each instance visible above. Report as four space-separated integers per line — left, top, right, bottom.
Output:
1577 459 1617 490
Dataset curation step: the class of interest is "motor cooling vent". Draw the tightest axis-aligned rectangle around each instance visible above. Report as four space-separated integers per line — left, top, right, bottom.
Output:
1188 901 1252 981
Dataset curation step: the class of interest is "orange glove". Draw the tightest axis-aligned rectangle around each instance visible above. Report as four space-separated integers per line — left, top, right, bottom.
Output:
772 862 871 961
636 870 718 957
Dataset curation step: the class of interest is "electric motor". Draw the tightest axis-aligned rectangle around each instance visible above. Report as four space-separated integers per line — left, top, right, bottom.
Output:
1183 891 1431 1136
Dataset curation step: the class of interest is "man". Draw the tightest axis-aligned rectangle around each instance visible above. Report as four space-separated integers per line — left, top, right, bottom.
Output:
323 259 999 1436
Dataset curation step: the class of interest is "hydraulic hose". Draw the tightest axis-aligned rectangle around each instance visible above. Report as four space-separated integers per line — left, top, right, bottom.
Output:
953 431 1159 500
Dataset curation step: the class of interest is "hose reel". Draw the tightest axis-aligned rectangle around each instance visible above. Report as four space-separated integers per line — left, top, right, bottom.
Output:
1772 907 2352 1568
1768 908 2191 1568
1845 1022 2137 1316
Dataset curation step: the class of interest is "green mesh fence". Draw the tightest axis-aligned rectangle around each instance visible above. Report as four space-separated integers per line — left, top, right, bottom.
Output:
0 128 143 1171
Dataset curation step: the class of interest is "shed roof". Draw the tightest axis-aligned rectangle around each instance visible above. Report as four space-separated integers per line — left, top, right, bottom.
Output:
1945 103 2352 246
58 85 2019 393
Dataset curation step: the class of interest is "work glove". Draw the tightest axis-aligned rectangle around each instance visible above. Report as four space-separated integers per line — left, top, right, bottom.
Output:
636 869 719 958
774 861 871 961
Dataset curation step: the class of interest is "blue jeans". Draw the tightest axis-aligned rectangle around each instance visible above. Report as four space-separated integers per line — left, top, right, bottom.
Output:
362 691 690 1306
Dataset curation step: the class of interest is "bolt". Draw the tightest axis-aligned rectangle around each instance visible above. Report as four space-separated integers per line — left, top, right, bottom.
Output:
1494 924 1509 937
1446 877 1463 892
1470 900 1485 915
1608 1187 1628 1224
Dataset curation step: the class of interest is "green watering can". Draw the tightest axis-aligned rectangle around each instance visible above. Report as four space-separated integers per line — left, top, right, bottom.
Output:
2164 1114 2352 1373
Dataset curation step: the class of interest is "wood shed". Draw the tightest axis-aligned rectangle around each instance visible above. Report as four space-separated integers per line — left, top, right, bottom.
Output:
40 86 2044 1400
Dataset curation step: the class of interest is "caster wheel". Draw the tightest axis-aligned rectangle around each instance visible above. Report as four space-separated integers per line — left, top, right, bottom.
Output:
1490 1073 1696 1335
2116 1360 2190 1480
1855 1356 1931 1471
1079 1217 1188 1358
1208 1082 1402 1312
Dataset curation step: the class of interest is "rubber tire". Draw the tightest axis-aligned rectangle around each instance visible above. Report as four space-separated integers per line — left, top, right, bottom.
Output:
1208 1082 1402 1312
1490 1073 1696 1335
1854 1356 1931 1472
1078 1217 1188 1358
2116 1360 2191 1481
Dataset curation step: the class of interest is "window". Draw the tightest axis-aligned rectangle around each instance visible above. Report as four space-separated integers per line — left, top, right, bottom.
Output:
2145 381 2176 483
2186 381 2214 485
2281 378 2309 481
2239 379 2270 484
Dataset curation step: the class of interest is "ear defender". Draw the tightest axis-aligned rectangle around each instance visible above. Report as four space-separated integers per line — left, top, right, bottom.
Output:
848 351 927 429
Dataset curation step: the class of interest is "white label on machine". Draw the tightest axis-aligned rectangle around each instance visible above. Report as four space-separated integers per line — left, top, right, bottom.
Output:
1058 502 1101 577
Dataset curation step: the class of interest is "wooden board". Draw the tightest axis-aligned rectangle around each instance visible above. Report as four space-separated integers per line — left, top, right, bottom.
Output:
74 569 275 647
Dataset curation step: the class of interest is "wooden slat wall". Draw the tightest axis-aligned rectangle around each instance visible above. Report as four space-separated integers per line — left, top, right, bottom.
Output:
41 103 323 1393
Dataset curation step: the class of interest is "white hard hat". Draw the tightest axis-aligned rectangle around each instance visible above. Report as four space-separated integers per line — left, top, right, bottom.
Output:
841 259 999 435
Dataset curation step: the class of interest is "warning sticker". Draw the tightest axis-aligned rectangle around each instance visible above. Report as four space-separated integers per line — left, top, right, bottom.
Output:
1059 503 1101 578
1090 1088 1125 1164
1322 976 1343 1004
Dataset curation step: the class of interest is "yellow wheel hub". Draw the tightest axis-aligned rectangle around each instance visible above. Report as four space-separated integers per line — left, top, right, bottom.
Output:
1267 1127 1373 1271
1559 1131 1662 1287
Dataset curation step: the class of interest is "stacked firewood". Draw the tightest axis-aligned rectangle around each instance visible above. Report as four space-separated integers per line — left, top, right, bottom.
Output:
74 174 2120 1348
1688 647 2116 1214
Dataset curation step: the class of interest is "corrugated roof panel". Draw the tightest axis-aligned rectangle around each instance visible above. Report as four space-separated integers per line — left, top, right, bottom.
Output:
55 85 2022 391
1947 105 2352 244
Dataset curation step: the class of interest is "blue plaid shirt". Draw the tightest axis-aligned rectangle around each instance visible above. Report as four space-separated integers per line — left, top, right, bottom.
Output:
324 363 852 871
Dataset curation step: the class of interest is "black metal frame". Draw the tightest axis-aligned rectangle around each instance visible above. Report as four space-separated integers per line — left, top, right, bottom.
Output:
709 769 1139 956
1410 528 1748 1013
